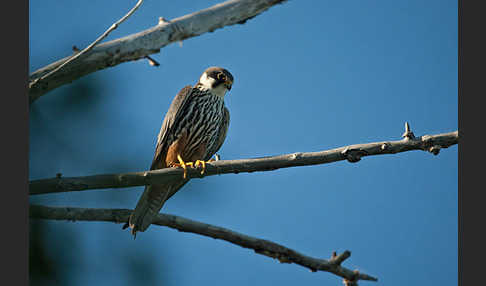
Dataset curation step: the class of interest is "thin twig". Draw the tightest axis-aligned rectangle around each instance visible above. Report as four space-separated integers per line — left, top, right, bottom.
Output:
28 0 144 93
29 127 458 195
29 204 378 282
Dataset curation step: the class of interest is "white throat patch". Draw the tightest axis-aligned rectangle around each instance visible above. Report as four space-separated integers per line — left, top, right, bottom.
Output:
198 72 228 98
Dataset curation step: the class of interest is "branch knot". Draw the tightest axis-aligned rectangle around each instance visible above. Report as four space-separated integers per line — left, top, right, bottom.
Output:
428 145 441 155
343 270 360 286
341 148 368 163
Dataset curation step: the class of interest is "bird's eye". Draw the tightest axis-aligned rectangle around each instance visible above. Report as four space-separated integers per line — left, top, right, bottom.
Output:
217 73 227 81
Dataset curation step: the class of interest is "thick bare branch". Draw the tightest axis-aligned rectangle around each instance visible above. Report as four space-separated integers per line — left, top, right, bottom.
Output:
28 0 287 103
30 128 458 195
29 204 378 282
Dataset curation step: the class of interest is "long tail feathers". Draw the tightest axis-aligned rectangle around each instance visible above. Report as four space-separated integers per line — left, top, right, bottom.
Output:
127 180 188 238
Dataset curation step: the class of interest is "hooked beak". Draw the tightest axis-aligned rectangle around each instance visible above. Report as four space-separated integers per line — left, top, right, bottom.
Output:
224 79 233 91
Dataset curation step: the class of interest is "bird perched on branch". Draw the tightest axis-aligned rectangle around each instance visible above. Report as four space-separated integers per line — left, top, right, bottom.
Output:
125 66 233 237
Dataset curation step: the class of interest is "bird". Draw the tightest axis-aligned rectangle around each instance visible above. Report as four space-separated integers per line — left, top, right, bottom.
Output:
126 66 233 237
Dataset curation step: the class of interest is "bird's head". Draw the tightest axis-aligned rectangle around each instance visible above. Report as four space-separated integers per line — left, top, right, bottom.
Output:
197 67 234 97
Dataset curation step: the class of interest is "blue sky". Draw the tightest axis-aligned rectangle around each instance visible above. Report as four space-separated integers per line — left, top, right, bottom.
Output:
30 1 457 285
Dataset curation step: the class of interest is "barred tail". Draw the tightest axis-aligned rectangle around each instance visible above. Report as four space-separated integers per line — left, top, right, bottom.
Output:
128 180 187 237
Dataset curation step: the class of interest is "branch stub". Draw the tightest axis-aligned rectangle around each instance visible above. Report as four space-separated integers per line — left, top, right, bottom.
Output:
402 122 416 140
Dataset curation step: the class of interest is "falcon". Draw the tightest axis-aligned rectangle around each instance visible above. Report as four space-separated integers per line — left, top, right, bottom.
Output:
127 66 233 237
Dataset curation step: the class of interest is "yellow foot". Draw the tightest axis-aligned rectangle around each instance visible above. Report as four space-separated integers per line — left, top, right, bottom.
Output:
193 160 207 175
173 155 217 178
194 156 220 175
174 154 188 179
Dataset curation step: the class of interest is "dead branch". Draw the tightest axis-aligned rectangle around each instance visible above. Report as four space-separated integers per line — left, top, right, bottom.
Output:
28 0 288 103
30 124 458 195
29 204 378 283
